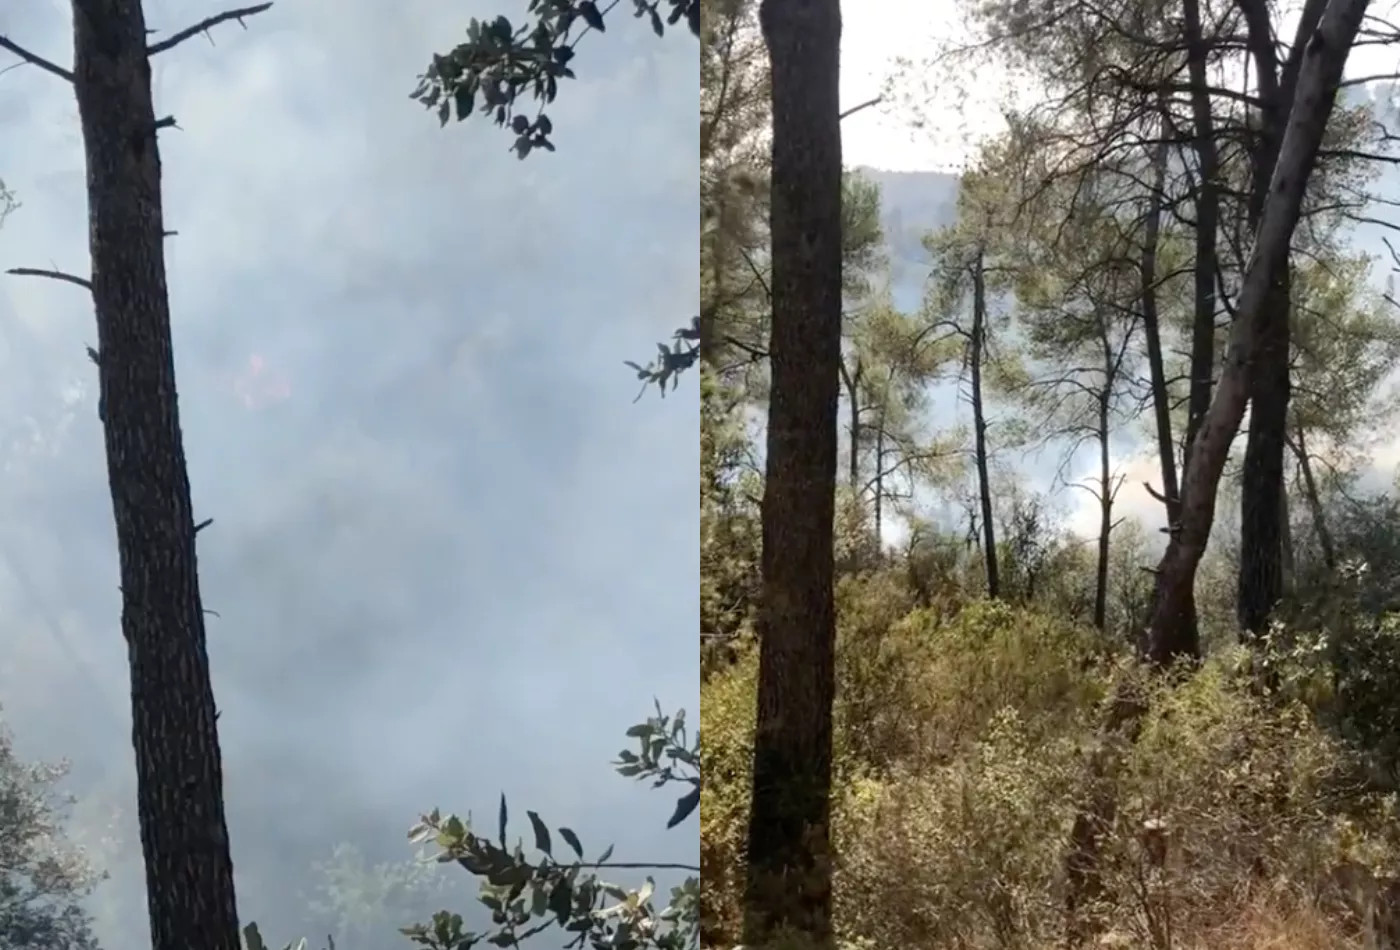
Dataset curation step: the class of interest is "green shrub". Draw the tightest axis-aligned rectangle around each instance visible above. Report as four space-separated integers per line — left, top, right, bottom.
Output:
836 709 1083 949
699 651 759 945
1099 655 1391 942
701 593 1114 947
893 598 1115 765
702 588 1400 950
1265 571 1400 791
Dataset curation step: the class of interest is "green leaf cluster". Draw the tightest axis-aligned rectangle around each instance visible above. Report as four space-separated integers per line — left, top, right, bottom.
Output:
612 702 699 828
411 0 697 159
392 708 698 950
623 319 700 401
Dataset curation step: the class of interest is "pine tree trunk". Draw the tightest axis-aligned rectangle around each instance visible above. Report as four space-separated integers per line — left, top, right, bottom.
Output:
743 0 843 941
1139 120 1179 528
1095 388 1112 633
1238 270 1291 638
72 4 241 950
970 251 999 599
1145 0 1368 665
1235 0 1321 640
840 358 861 494
1293 427 1337 569
1181 0 1222 477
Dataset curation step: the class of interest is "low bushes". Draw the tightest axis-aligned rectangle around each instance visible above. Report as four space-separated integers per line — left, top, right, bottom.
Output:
701 574 1400 950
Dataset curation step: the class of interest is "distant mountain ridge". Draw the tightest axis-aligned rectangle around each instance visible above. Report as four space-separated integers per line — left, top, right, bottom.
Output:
855 81 1400 306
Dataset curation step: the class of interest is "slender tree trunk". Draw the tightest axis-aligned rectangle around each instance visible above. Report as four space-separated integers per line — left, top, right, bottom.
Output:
1145 0 1369 666
970 251 999 598
1139 120 1179 528
744 0 843 941
1181 0 1222 476
71 4 241 950
1280 483 1296 594
1292 428 1336 569
840 358 861 494
1095 386 1112 632
873 416 885 544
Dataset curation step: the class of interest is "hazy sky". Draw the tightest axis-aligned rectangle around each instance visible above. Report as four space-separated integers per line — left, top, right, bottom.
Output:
841 0 1400 171
0 1 696 947
845 0 1400 542
841 0 981 172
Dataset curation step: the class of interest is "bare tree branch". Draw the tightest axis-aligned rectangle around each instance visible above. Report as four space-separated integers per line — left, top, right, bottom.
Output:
839 96 882 121
147 3 274 56
6 267 92 291
0 36 73 82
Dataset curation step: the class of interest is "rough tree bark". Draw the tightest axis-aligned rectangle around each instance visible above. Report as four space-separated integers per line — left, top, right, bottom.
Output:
65 4 270 950
743 0 843 942
1145 0 1369 665
969 250 1000 599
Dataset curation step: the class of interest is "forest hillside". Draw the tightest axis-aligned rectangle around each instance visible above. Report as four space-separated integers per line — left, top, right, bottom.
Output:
702 0 1400 946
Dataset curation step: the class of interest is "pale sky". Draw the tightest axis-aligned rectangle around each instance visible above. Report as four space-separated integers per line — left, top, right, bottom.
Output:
842 0 1400 173
841 0 997 172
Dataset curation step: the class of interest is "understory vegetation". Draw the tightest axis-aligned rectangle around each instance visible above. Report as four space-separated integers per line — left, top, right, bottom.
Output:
703 551 1400 948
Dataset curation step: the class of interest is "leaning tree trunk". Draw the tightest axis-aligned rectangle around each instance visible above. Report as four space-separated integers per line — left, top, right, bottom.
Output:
72 5 241 950
743 0 844 942
1144 0 1368 665
1066 9 1364 913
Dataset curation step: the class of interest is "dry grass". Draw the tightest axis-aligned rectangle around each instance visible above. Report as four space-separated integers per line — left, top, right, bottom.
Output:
1127 898 1363 950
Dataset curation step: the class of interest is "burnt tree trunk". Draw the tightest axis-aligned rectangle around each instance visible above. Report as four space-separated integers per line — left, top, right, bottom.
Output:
743 0 843 941
969 251 999 599
72 4 241 950
1145 0 1368 665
